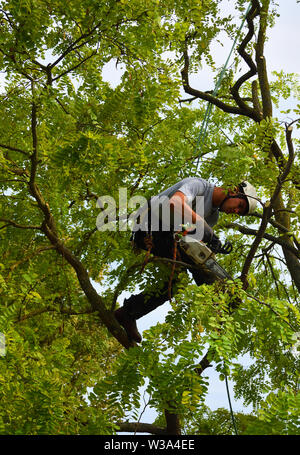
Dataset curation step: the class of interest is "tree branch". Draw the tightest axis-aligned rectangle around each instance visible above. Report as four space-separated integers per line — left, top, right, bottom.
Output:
5 245 55 281
251 80 262 113
52 50 98 83
180 2 263 122
17 306 98 323
277 125 300 292
240 123 296 288
180 45 246 117
48 20 103 70
251 211 295 237
225 223 299 258
0 217 41 230
230 1 261 119
194 352 212 376
255 0 273 118
117 422 167 435
245 292 297 331
164 408 181 435
24 84 134 349
0 142 30 157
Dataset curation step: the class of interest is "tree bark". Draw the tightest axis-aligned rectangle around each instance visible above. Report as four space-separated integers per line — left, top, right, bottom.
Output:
118 422 167 435
164 409 181 435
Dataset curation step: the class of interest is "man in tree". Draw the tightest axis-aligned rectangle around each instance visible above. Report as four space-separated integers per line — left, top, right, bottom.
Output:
115 178 257 343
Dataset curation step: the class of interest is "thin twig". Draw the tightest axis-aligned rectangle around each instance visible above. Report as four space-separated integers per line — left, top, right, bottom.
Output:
245 292 297 331
0 217 41 230
0 142 29 157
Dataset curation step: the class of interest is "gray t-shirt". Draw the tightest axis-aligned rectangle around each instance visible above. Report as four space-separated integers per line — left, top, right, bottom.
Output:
133 178 219 232
154 177 219 227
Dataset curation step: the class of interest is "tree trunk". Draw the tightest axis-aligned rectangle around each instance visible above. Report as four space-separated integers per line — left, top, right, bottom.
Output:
164 409 181 435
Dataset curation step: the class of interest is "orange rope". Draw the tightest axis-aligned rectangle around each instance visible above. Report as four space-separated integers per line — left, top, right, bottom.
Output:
168 237 178 302
140 233 153 273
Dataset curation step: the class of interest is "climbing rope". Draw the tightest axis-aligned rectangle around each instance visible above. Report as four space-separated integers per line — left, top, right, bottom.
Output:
140 232 153 273
225 373 239 435
168 238 178 302
192 4 252 431
194 2 252 171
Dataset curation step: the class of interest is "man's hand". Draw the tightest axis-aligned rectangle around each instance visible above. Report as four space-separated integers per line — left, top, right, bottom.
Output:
207 233 222 252
181 222 213 243
219 240 233 255
202 222 214 243
207 233 233 255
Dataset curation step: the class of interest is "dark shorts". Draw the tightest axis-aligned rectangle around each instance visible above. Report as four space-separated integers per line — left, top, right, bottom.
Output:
132 230 175 259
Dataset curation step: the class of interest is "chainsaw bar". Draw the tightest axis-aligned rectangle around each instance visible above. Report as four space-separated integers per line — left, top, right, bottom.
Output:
177 235 232 281
204 257 232 280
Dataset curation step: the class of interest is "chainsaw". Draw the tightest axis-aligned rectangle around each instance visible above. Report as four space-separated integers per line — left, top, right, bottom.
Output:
176 234 232 281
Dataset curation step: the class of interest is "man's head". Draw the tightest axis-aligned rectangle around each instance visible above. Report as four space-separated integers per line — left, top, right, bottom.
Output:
219 192 248 215
219 181 258 215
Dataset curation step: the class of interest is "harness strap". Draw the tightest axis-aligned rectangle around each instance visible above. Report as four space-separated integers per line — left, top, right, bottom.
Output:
168 237 178 302
140 233 153 273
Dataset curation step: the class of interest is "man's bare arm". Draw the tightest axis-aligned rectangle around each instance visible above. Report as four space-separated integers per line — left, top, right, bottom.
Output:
169 191 213 241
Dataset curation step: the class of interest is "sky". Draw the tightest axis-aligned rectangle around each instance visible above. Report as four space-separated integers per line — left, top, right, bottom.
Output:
102 0 300 87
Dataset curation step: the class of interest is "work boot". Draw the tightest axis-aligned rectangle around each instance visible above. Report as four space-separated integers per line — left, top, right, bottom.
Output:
114 307 142 343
